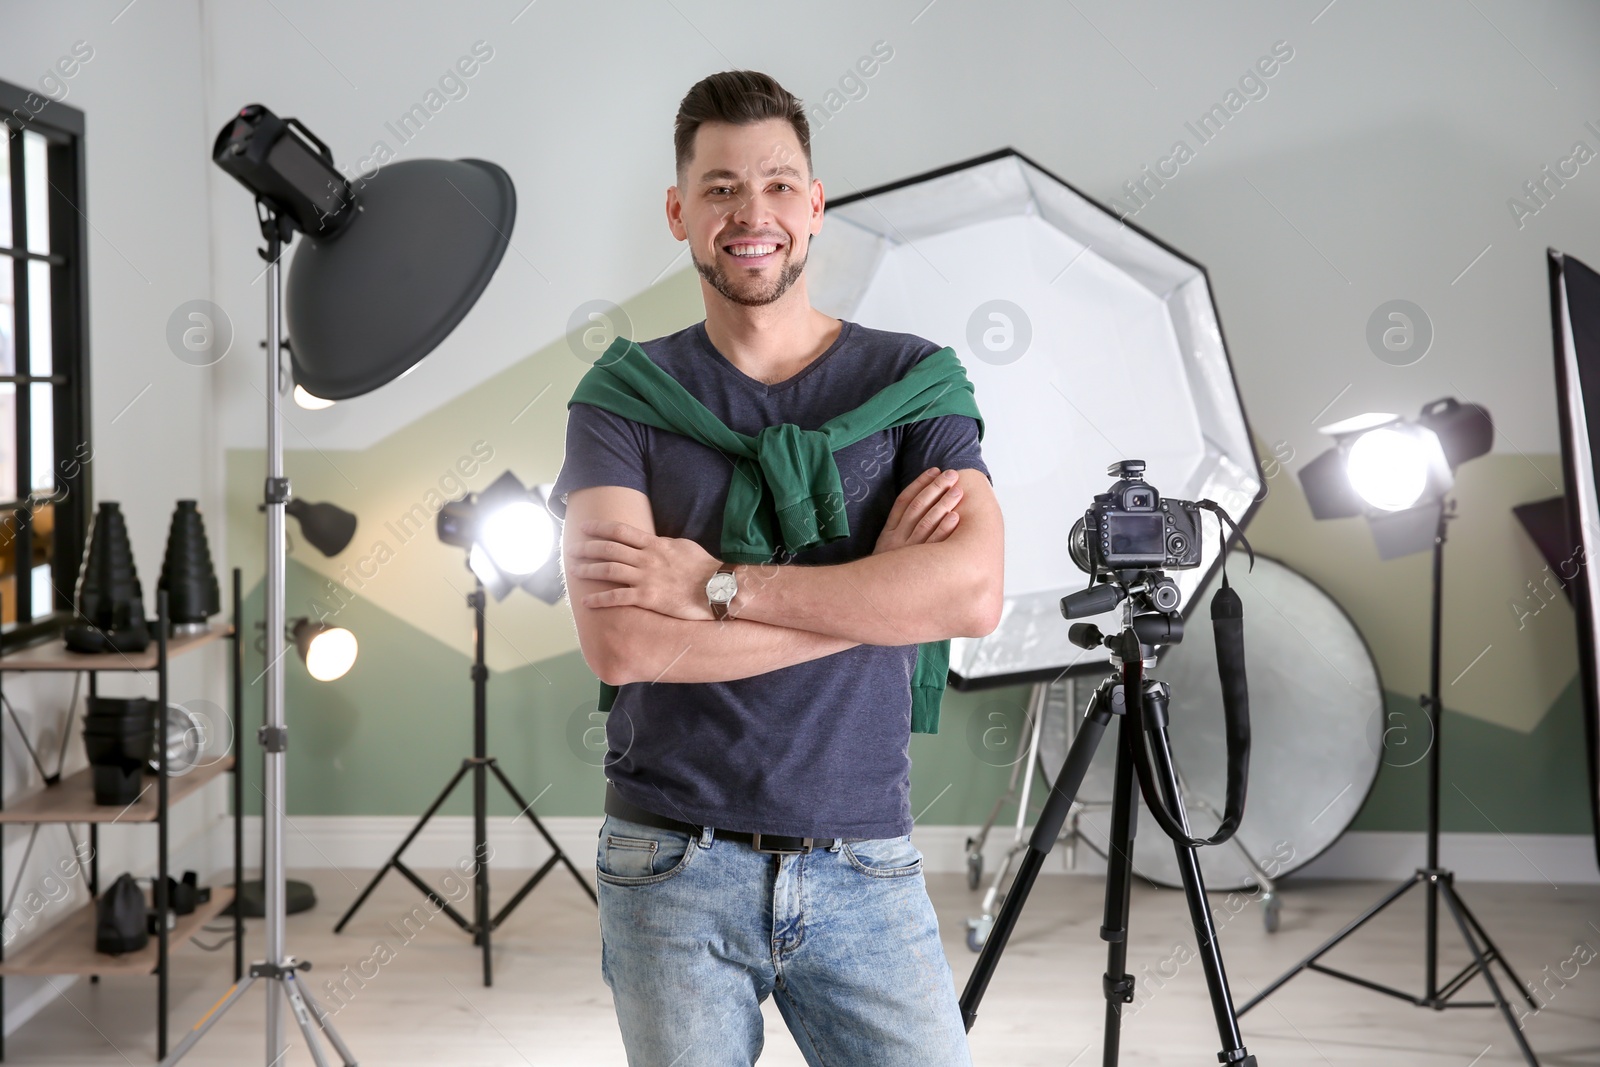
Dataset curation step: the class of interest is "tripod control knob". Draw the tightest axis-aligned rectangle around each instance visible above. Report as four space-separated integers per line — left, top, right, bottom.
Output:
1068 623 1105 650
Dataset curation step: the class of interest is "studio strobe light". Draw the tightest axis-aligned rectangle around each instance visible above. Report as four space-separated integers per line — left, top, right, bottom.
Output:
1244 398 1544 1067
334 469 591 986
164 104 515 1067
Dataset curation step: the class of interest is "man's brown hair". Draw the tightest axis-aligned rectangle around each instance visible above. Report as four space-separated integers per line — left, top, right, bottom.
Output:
674 70 812 184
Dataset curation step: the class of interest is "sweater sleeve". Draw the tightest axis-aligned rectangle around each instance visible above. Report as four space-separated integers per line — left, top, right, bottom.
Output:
548 402 651 520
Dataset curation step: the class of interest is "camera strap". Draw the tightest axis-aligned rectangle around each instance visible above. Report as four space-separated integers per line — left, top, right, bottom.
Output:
1130 500 1254 848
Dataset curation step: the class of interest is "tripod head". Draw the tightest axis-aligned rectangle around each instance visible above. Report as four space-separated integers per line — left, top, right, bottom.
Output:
1061 565 1184 666
1061 566 1183 620
1067 611 1182 667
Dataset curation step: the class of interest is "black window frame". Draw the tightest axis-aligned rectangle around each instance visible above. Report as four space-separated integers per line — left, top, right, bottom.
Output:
0 80 91 652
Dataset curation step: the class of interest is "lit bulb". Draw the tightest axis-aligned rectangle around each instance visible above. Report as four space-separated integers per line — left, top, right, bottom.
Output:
305 627 358 681
294 385 334 410
468 543 500 587
1346 428 1428 511
479 501 555 578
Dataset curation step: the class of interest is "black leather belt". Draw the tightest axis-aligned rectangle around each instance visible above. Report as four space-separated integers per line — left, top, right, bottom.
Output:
604 783 866 856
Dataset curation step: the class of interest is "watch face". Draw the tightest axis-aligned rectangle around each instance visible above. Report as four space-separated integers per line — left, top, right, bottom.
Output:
707 571 737 603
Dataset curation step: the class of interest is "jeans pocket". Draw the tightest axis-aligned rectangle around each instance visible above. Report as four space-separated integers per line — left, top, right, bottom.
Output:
595 815 696 887
842 834 923 878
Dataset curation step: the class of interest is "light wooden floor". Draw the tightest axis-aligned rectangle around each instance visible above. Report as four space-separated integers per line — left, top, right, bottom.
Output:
6 864 1597 1065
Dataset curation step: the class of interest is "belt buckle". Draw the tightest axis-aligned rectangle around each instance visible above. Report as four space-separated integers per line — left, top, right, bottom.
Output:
750 833 813 855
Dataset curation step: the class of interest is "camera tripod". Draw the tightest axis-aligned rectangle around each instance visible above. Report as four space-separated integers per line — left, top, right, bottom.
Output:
959 596 1258 1066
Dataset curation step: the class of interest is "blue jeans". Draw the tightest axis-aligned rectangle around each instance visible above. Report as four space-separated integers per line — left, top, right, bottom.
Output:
595 813 973 1067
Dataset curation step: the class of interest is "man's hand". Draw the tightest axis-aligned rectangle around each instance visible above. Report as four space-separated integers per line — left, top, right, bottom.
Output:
571 519 720 621
573 467 966 621
873 467 963 554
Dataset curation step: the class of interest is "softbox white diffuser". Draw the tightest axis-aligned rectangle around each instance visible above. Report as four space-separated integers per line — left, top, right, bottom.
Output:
1546 247 1600 873
809 149 1262 686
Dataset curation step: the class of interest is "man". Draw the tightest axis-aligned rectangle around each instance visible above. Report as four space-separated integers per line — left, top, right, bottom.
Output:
549 69 1003 1066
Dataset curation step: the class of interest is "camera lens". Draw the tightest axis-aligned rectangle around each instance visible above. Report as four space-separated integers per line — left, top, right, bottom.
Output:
1068 517 1092 574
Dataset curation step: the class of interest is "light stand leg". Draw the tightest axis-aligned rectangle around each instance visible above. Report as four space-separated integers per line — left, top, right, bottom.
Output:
333 762 476 934
489 761 598 914
160 975 258 1065
297 979 360 1066
1440 877 1539 1065
163 963 354 1067
1446 889 1540 1010
282 975 334 1067
1238 874 1423 1013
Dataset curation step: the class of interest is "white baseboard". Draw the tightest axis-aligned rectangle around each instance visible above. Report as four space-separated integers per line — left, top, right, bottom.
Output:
1292 830 1599 886
227 818 1599 885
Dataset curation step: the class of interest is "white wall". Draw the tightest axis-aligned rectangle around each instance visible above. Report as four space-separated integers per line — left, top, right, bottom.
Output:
197 0 1600 462
0 0 228 1039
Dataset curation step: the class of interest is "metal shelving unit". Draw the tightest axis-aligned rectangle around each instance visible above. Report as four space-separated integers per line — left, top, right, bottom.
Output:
0 569 244 1060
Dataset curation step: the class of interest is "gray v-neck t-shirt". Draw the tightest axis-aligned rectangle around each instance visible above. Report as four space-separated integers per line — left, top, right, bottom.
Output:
550 319 989 839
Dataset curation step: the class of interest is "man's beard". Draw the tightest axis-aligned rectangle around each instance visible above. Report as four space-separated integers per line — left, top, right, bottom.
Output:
692 244 808 307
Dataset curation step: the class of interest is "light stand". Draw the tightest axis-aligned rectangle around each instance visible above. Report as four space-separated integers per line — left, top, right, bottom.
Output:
181 102 513 1063
334 575 595 984
161 209 356 1067
1238 499 1541 1064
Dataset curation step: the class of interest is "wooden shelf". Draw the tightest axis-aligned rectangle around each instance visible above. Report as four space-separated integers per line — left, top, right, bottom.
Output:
0 885 235 976
0 756 235 823
0 623 233 671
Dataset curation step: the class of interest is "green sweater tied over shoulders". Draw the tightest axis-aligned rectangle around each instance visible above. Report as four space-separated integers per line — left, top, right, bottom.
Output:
567 334 986 734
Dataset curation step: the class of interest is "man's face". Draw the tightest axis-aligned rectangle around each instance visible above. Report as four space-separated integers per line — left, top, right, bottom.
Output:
668 118 823 308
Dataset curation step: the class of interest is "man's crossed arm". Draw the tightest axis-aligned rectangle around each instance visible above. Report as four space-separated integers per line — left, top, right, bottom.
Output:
563 467 1003 687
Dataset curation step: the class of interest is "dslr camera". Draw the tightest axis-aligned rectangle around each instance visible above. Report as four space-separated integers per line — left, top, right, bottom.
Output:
1069 460 1204 576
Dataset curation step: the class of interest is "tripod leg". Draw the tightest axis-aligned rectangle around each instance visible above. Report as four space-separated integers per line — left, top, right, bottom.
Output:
490 761 598 904
1099 714 1140 1067
292 973 360 1067
333 761 474 933
1451 887 1540 1010
281 975 335 1067
959 676 1117 1031
1140 683 1255 1065
1239 873 1423 1014
1439 878 1541 1066
158 975 257 1067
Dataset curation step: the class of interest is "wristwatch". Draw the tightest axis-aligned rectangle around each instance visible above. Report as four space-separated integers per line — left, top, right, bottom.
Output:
706 563 738 621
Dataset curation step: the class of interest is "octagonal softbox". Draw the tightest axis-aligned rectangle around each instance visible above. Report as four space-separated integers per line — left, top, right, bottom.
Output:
810 149 1262 686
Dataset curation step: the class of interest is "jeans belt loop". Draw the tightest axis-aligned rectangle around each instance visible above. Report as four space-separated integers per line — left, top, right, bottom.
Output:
698 826 714 849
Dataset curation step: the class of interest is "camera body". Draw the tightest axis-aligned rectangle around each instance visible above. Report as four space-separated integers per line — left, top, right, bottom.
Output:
1070 460 1204 575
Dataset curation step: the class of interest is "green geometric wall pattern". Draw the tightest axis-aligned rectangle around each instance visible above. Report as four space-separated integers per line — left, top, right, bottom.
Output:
225 268 1592 838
